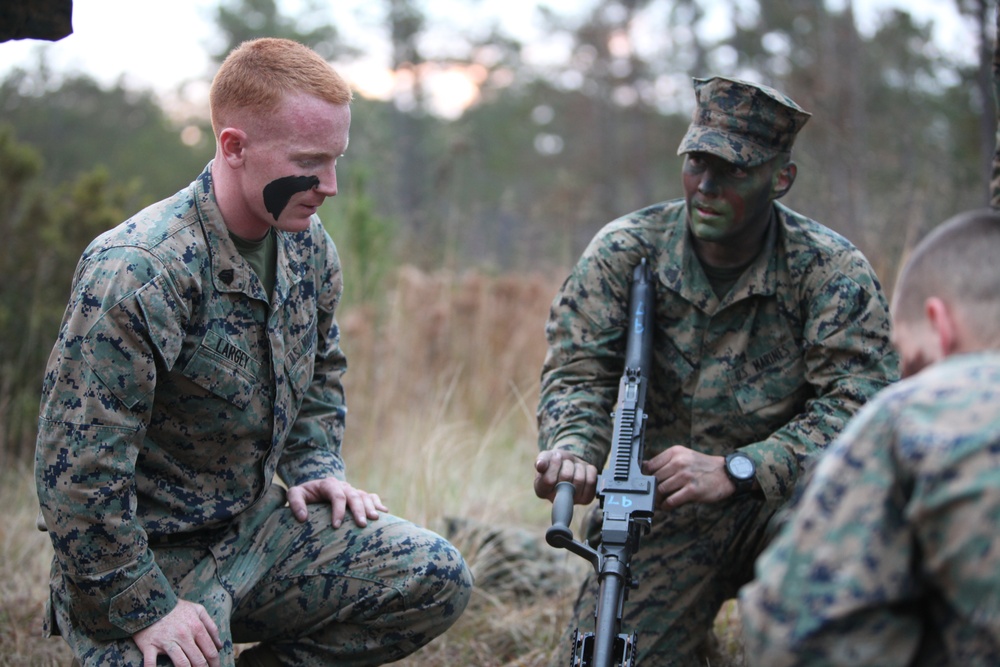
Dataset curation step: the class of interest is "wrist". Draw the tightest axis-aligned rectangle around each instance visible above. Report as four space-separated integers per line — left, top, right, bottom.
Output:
724 451 756 497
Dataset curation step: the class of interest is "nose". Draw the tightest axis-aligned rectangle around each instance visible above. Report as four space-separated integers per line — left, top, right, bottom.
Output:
697 170 719 196
313 165 338 198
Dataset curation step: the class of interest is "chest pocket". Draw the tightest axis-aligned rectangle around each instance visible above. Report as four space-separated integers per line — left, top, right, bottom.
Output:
182 330 260 410
728 341 808 415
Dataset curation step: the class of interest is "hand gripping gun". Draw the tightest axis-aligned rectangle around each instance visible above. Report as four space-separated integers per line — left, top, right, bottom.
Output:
546 258 657 667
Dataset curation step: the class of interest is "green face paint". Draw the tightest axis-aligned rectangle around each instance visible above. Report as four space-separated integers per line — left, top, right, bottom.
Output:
681 153 782 267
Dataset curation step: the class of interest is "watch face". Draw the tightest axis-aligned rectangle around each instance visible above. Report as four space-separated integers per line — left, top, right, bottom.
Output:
728 455 755 480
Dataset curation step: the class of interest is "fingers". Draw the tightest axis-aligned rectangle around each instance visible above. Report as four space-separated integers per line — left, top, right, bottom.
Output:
134 601 221 667
198 607 222 665
645 447 730 509
534 450 598 504
343 486 376 528
287 479 387 529
563 457 597 504
534 450 568 499
194 632 222 667
286 485 308 522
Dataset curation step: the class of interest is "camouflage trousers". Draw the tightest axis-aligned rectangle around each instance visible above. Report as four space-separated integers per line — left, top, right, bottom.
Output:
553 495 776 667
48 485 473 666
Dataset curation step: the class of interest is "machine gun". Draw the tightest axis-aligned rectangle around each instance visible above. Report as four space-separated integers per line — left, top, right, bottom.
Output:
546 258 657 667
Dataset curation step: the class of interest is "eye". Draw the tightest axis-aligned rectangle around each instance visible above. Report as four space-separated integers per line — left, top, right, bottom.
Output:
728 164 748 178
685 155 707 172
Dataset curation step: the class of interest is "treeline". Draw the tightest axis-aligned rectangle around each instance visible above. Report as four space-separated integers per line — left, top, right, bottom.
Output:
0 0 995 461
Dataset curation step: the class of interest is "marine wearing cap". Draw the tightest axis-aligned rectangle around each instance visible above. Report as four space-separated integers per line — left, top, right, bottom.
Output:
677 76 812 167
537 70 898 667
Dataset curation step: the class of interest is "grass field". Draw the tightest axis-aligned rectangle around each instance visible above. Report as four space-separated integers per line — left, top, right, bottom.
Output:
0 267 743 666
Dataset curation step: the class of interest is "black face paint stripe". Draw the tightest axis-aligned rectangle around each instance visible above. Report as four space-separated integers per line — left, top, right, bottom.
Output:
263 175 320 221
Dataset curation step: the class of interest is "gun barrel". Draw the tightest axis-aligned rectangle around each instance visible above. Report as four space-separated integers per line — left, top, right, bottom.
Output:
623 259 654 373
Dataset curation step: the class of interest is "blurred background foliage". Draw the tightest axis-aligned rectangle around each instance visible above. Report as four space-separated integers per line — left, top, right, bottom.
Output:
0 0 996 463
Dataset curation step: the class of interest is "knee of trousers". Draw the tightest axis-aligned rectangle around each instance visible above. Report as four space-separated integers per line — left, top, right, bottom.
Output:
396 531 474 635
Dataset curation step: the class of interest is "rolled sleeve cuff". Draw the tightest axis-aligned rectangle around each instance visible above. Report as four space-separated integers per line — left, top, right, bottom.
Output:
543 436 608 469
740 440 799 503
108 565 178 636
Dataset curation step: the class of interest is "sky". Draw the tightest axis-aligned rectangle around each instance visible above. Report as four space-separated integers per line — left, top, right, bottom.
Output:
0 0 981 119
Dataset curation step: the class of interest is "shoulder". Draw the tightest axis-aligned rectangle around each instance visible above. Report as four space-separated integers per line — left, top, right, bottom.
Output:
773 204 891 329
890 354 1000 429
86 185 203 263
78 184 207 299
584 199 684 267
845 354 1000 457
599 199 684 239
775 203 878 284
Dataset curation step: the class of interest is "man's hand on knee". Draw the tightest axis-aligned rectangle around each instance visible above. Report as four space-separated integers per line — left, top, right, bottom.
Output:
133 599 222 667
287 477 389 528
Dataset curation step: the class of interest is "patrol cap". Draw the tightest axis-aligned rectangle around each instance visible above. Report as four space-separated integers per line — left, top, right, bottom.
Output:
676 76 811 167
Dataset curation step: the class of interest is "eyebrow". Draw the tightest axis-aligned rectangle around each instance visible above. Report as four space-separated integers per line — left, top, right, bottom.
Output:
292 150 335 160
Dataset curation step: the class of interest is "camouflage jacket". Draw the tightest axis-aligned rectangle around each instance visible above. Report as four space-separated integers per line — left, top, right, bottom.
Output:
537 199 898 504
35 163 348 639
739 353 1000 666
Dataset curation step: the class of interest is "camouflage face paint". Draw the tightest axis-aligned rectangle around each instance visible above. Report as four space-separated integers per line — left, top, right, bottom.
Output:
263 175 320 221
683 154 776 242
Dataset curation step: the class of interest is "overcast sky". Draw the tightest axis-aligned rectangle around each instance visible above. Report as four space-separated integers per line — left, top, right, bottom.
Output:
0 0 980 119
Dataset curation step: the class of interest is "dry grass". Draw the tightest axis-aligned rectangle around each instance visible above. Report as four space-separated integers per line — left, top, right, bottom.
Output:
0 464 71 666
0 266 744 666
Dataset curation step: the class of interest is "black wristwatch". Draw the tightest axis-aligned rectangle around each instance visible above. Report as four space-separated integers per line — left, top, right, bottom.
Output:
724 452 756 496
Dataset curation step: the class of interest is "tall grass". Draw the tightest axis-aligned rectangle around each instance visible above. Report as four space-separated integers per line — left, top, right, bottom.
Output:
0 464 68 666
339 266 586 666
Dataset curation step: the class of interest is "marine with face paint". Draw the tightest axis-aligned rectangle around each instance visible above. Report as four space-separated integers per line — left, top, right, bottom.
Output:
36 38 471 667
534 76 899 666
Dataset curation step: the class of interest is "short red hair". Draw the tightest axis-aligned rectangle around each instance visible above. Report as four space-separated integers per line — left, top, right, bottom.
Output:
210 37 352 136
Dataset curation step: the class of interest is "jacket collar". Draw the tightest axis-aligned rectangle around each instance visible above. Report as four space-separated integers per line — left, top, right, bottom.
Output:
661 203 780 314
193 163 307 305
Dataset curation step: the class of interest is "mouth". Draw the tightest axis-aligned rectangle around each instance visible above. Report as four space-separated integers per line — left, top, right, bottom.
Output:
693 202 723 219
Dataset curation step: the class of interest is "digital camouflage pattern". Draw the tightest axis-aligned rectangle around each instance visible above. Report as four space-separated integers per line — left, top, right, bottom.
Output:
35 163 472 664
676 77 812 168
538 199 899 665
739 352 1000 666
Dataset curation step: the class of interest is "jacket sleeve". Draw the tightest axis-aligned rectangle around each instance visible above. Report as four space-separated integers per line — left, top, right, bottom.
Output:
742 259 899 502
276 225 350 485
35 247 183 640
537 229 642 466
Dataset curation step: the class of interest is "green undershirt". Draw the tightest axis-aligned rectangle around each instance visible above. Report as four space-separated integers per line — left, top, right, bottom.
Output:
229 229 277 299
702 256 755 300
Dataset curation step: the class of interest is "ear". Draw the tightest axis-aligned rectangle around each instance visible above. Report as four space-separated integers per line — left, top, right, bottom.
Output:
924 296 959 356
218 127 248 168
771 161 797 200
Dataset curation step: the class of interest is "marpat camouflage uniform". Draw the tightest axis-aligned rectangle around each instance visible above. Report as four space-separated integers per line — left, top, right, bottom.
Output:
538 199 898 666
739 352 1000 666
35 163 472 666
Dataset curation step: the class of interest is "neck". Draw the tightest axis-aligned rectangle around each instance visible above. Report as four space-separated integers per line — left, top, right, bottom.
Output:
211 158 271 241
693 213 773 269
